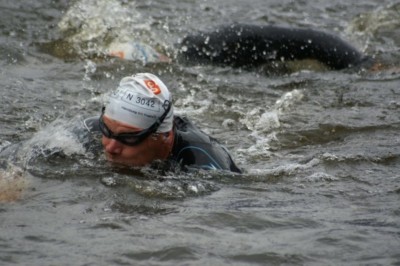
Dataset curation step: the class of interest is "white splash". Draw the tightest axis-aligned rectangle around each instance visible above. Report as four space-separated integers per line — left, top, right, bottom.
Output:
19 118 86 163
240 89 304 132
237 89 304 162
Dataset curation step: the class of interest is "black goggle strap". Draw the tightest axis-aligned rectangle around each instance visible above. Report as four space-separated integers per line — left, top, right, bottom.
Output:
148 100 171 132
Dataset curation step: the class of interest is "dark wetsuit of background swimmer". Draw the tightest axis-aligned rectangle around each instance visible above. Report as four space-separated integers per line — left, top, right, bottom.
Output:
84 116 242 173
178 24 370 70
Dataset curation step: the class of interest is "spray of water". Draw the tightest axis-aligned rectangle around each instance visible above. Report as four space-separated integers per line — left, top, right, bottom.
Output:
237 89 304 162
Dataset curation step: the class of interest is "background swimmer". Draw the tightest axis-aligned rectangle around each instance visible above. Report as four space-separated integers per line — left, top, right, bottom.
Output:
177 23 369 70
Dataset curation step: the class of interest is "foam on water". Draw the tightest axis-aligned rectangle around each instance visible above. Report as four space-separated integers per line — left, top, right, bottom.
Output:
237 89 304 163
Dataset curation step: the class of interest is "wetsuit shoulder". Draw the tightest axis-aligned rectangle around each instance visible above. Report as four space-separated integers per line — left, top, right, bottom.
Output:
170 116 241 173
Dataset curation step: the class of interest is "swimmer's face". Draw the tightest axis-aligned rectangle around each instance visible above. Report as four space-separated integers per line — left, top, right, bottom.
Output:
101 116 173 167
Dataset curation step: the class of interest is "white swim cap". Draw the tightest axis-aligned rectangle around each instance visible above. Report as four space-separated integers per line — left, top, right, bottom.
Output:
104 73 174 133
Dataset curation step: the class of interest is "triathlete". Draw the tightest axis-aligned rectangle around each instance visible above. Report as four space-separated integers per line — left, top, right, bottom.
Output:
84 73 242 173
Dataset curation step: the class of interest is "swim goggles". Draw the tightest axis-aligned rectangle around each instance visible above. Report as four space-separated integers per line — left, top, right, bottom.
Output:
98 100 171 146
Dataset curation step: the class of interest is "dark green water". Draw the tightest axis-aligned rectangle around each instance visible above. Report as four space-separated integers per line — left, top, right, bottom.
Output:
1 0 400 265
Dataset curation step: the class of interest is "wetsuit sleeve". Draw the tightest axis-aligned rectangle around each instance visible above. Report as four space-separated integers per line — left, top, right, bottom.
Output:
174 140 241 173
170 116 242 173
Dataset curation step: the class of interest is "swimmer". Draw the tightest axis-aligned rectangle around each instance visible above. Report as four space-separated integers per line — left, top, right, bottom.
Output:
84 73 241 173
178 23 373 70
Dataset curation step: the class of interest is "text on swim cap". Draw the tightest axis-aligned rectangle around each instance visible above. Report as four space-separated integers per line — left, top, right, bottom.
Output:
110 88 161 113
121 106 157 119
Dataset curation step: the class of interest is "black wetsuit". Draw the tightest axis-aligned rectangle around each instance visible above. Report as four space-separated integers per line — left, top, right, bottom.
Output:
178 24 369 70
83 116 241 173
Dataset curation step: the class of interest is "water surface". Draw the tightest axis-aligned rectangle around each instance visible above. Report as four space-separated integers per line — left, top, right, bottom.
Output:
1 0 400 265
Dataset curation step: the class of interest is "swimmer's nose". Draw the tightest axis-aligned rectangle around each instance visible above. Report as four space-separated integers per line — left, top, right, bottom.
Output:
103 138 123 154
